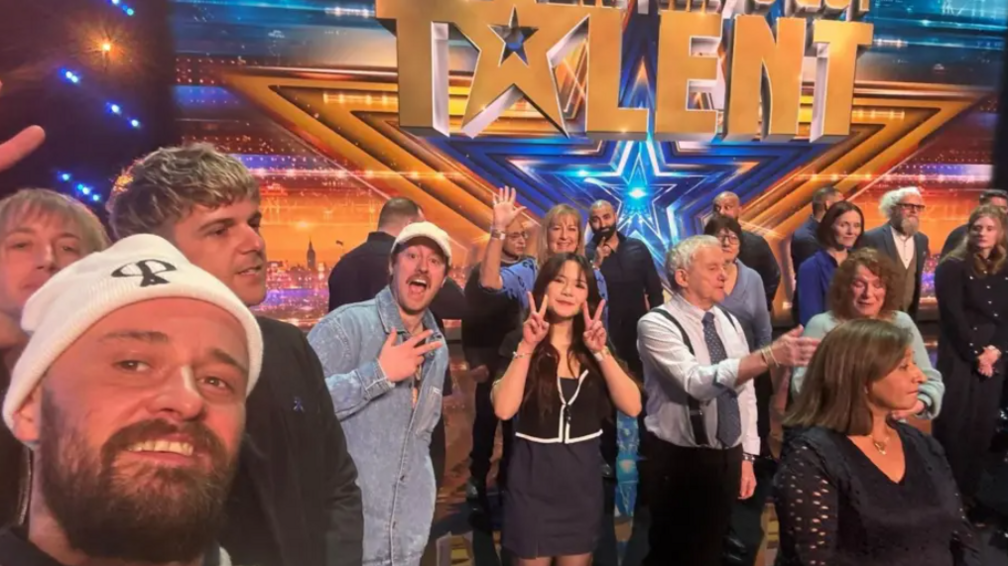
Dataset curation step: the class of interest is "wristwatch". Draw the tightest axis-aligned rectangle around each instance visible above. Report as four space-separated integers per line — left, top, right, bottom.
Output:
489 227 506 241
742 453 756 463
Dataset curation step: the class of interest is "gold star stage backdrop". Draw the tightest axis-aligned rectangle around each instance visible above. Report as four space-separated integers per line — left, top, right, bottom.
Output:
172 0 1004 522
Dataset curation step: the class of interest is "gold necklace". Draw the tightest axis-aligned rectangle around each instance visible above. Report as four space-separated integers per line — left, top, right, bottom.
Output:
871 427 891 455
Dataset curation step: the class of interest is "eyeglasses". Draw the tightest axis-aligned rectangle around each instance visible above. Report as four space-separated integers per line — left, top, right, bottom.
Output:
718 234 740 245
897 203 926 213
506 231 529 241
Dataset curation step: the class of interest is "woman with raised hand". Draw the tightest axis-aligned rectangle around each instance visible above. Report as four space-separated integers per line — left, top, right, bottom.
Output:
777 319 979 566
492 253 641 566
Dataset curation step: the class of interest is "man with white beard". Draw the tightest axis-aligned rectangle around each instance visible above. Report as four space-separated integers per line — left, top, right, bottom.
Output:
856 187 931 321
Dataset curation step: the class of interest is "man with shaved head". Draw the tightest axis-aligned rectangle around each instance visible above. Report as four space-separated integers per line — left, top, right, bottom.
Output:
712 192 781 311
586 199 663 566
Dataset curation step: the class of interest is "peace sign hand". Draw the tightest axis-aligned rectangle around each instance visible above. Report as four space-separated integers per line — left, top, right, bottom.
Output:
520 292 550 350
377 330 444 383
492 186 526 232
582 299 608 354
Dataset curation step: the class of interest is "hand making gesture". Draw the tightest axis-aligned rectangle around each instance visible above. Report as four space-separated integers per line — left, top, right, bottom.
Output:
492 186 526 233
582 299 608 354
519 292 550 351
377 329 444 382
0 81 45 172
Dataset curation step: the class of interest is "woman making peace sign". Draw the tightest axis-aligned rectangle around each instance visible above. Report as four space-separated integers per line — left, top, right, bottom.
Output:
492 253 641 566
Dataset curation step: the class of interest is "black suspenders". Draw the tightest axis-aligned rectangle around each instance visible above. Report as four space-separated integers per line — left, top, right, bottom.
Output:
647 306 738 447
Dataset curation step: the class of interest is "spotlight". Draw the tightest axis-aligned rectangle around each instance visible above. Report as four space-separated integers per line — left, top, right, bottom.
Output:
59 173 72 182
129 119 141 129
629 187 647 199
91 194 102 203
101 42 113 53
109 103 122 114
76 184 92 196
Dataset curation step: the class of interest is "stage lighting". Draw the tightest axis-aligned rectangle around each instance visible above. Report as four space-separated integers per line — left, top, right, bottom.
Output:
62 70 81 84
629 187 647 199
59 173 71 182
77 184 92 196
91 194 102 203
130 119 141 129
101 42 113 53
109 103 122 114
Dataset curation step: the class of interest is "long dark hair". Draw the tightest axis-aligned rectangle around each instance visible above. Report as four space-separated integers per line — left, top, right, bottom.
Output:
525 253 611 419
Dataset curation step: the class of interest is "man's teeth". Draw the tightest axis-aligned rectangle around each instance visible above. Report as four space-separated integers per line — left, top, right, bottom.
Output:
126 440 195 456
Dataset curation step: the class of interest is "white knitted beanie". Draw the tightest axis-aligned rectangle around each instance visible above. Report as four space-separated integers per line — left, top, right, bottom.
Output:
2 234 264 430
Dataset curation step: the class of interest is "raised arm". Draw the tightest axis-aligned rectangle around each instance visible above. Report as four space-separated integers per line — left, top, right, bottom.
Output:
492 293 549 420
480 187 526 291
583 300 640 417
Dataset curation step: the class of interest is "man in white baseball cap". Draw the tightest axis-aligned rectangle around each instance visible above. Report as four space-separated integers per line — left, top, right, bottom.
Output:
308 221 451 566
0 233 263 566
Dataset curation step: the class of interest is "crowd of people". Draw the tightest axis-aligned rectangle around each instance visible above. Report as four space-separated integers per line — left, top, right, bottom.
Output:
0 123 1005 566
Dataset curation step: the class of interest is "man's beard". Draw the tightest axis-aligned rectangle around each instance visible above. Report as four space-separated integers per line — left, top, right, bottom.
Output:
38 394 238 564
896 215 919 236
594 225 616 243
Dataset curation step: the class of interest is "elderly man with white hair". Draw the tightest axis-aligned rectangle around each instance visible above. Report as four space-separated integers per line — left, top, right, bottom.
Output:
635 235 818 566
856 187 930 321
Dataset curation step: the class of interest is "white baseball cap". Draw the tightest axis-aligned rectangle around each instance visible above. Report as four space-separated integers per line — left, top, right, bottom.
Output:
2 234 264 431
393 221 452 265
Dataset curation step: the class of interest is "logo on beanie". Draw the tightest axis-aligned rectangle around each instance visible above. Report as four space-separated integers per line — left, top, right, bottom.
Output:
111 260 178 287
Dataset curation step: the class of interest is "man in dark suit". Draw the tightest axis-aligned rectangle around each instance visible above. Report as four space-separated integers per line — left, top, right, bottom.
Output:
940 189 1008 258
856 186 930 321
713 192 781 312
790 187 843 324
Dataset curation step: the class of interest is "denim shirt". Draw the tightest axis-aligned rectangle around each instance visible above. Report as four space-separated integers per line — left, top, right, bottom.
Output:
307 287 448 566
496 257 610 325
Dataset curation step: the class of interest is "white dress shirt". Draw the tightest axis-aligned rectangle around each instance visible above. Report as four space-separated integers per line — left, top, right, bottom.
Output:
636 293 760 456
891 226 916 269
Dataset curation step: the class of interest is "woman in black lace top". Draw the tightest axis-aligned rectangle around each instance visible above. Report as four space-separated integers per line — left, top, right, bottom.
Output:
775 319 979 566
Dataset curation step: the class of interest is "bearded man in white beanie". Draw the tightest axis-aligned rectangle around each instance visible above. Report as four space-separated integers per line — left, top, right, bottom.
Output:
0 234 263 566
308 221 450 566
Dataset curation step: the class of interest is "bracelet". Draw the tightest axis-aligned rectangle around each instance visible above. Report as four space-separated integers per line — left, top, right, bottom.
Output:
513 349 533 360
489 228 506 241
759 346 777 369
743 453 756 463
593 347 611 362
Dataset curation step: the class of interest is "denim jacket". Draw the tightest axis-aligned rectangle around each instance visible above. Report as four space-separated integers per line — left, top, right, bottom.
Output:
307 287 448 566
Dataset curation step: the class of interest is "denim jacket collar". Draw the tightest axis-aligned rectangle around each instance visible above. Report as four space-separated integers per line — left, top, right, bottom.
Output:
375 286 443 343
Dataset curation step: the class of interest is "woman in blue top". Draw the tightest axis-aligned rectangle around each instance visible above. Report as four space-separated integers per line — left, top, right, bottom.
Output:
703 215 772 352
795 201 863 327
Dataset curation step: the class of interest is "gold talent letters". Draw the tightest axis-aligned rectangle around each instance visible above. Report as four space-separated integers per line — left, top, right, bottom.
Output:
375 0 873 142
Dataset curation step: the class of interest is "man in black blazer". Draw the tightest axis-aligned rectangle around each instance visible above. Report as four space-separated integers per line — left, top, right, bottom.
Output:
856 186 930 321
713 192 781 312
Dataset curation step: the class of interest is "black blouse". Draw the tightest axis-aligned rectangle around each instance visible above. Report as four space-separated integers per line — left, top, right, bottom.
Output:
774 424 980 566
934 257 1008 362
498 330 609 444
